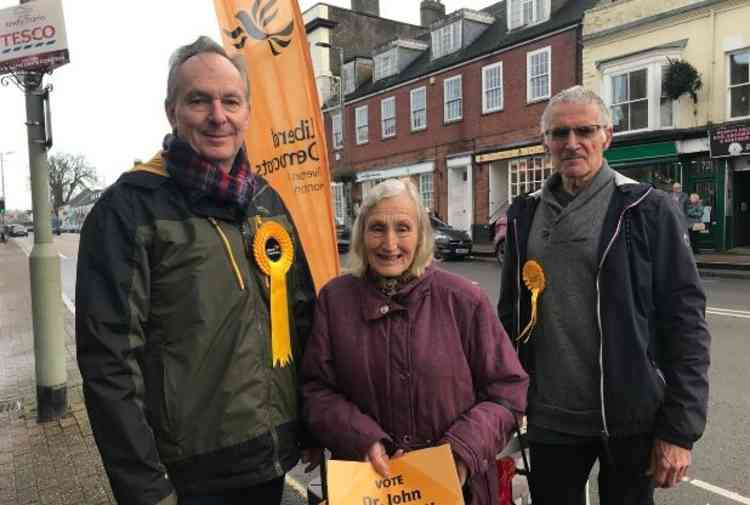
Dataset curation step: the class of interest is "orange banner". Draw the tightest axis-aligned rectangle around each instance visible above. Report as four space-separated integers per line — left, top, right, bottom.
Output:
213 0 340 292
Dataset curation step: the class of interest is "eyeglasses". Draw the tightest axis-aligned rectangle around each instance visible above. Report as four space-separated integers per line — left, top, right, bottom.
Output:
544 124 603 141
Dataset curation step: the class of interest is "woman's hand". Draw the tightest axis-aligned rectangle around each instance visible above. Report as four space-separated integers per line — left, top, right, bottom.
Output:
301 448 324 473
365 441 404 478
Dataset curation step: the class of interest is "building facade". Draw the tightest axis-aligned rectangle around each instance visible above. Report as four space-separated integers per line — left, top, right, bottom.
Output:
313 0 597 240
583 0 750 251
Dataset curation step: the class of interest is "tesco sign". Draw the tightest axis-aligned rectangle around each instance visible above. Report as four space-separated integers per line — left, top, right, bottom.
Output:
0 0 69 75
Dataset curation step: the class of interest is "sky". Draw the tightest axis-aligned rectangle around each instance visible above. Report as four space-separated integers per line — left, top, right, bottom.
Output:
0 0 493 211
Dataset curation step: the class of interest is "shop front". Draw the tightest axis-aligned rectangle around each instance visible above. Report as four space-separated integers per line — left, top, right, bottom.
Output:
605 140 726 252
710 121 750 249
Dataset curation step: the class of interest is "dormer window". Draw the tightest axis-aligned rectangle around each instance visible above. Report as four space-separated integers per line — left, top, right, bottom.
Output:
373 50 397 82
431 21 462 59
508 0 549 30
342 63 355 95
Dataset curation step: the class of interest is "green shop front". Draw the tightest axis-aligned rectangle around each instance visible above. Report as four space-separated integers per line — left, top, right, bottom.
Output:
605 139 728 252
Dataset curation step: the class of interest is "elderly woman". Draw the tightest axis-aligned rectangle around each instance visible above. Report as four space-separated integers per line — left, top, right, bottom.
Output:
302 178 528 505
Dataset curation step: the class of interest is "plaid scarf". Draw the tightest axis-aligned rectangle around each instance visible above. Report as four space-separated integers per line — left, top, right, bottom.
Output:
162 134 256 215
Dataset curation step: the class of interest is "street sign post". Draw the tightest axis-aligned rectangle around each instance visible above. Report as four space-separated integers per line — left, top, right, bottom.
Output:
1 0 70 422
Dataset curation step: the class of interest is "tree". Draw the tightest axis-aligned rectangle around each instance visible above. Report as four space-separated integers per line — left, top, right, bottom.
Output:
47 153 97 216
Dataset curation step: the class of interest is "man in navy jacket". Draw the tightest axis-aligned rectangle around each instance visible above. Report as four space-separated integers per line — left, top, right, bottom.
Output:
498 86 710 505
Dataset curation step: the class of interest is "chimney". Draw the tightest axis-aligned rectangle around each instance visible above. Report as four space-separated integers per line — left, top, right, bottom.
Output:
420 0 445 27
351 0 379 17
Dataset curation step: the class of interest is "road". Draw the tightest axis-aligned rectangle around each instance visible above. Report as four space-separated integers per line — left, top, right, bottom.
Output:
12 234 750 505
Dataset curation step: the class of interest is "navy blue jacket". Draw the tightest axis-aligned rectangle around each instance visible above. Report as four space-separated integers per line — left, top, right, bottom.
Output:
498 170 710 449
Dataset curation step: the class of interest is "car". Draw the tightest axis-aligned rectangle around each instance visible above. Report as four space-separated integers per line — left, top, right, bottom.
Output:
335 222 351 253
491 215 508 267
430 215 472 259
8 224 29 237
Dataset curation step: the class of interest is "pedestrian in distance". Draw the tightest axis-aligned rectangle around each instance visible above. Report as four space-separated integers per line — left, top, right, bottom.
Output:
670 181 689 229
498 85 711 505
302 178 529 505
686 192 706 254
75 36 319 505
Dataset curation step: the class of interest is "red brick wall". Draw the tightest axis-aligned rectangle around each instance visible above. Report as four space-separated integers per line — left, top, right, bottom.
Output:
329 27 581 225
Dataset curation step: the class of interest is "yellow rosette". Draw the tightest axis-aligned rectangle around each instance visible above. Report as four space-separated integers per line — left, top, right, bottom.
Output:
517 259 546 344
253 220 295 368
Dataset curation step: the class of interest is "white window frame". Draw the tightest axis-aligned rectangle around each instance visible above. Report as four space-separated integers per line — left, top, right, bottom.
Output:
508 156 552 200
444 75 463 123
507 0 550 30
410 87 427 131
527 46 551 103
374 50 397 82
331 111 342 150
381 96 396 139
331 182 345 224
431 21 462 60
342 62 355 95
355 105 369 145
482 62 504 113
601 54 679 135
419 173 434 211
728 48 750 120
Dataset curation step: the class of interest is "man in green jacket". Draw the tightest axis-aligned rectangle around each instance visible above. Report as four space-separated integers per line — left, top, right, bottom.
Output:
75 36 317 505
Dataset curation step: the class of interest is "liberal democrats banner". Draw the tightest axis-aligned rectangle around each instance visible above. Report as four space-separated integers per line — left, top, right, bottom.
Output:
213 0 340 292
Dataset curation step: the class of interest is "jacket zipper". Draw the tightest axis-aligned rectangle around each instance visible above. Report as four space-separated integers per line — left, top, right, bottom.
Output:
208 217 246 291
513 218 521 340
595 187 652 440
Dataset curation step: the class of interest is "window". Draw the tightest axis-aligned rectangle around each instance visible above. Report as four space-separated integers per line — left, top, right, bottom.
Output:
343 63 355 95
431 21 462 59
355 105 368 145
419 173 434 211
374 50 397 82
482 62 503 113
527 47 550 102
604 58 677 133
659 65 674 128
611 69 648 132
509 156 552 199
411 87 427 131
508 0 549 30
332 182 345 224
444 75 463 122
331 111 342 150
381 97 396 138
729 49 750 118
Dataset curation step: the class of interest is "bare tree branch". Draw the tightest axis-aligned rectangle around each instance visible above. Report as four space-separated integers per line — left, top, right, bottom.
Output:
47 153 97 216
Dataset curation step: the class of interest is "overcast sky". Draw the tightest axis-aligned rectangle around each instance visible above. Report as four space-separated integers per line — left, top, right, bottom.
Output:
0 0 493 210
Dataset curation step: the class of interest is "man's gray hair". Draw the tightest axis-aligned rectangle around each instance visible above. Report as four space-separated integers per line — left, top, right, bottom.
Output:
540 85 612 133
348 178 434 278
165 36 249 112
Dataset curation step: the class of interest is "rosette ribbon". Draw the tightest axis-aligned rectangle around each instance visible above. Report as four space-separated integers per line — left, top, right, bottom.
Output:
517 259 546 344
253 220 295 367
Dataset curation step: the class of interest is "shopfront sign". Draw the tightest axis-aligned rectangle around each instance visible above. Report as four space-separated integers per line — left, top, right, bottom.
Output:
0 0 69 75
475 144 544 163
709 121 750 158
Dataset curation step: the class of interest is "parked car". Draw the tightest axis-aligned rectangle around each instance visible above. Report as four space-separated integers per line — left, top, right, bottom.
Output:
430 215 472 260
489 203 510 267
335 222 351 253
8 224 29 237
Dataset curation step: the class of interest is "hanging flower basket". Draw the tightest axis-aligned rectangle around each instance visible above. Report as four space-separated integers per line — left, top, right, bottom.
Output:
663 58 702 103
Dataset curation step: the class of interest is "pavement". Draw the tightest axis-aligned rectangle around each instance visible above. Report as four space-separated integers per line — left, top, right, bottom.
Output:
0 240 308 505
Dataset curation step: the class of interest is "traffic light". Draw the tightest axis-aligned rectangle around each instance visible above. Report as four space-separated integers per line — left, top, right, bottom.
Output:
0 197 5 214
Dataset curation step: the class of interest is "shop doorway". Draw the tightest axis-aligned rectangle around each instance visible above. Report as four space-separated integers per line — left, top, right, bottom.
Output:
734 170 750 247
685 158 725 252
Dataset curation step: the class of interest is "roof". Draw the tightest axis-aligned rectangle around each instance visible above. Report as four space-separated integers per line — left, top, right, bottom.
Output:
347 0 599 101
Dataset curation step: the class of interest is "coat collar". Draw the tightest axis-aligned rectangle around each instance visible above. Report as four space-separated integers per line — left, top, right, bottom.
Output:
358 265 436 321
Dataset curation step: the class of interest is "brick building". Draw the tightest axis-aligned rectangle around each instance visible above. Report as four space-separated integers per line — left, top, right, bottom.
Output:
313 0 597 239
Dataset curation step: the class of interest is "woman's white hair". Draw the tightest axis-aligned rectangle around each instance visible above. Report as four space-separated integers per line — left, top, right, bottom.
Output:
348 178 434 278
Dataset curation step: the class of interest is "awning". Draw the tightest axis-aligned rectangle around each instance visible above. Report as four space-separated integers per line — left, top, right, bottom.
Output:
604 141 678 167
